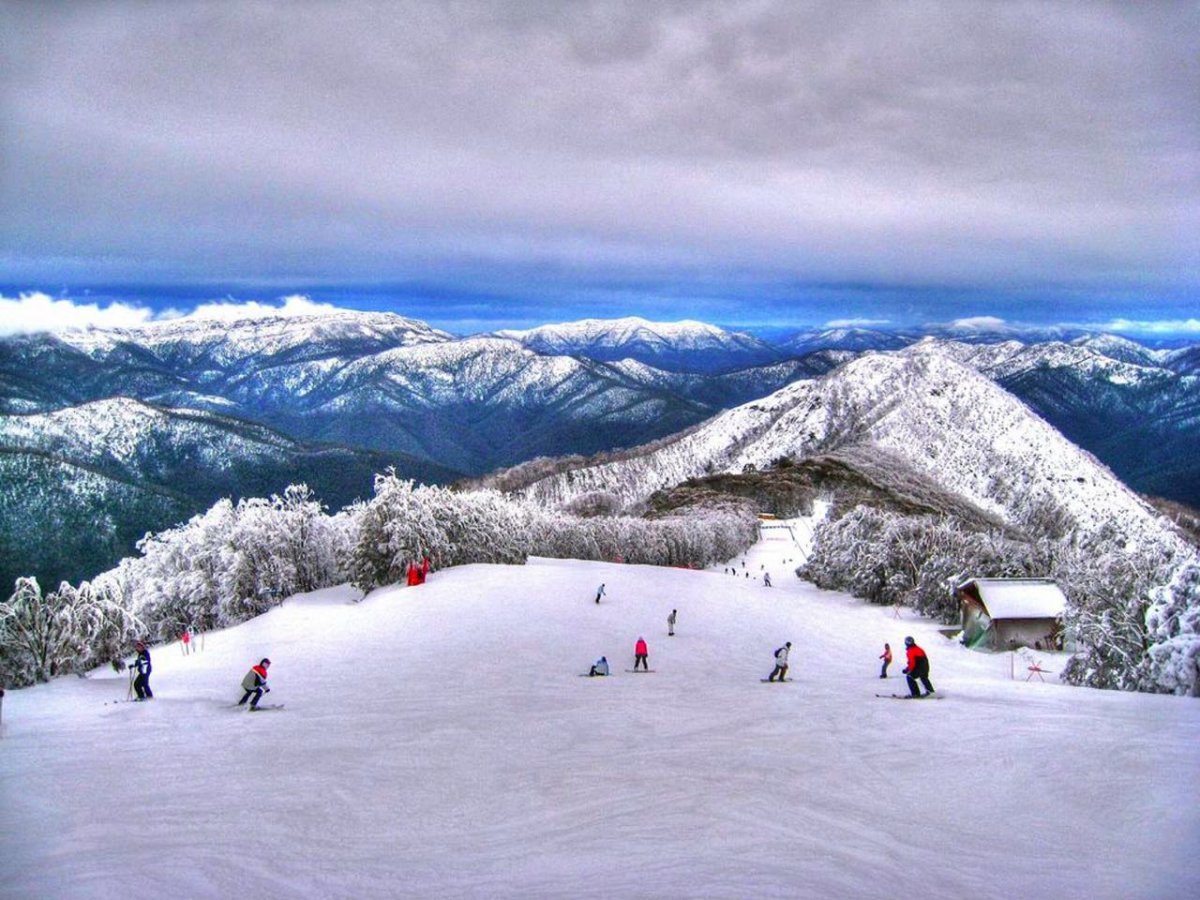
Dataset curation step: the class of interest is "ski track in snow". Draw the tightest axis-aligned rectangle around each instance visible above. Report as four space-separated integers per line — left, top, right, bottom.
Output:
2 527 1198 899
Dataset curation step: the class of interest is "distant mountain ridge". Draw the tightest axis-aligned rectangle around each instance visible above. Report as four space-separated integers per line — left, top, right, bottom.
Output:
1 309 1197 590
493 316 785 372
510 343 1187 556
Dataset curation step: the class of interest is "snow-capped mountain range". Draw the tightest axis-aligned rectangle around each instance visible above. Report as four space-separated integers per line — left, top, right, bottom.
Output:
1 310 1196 590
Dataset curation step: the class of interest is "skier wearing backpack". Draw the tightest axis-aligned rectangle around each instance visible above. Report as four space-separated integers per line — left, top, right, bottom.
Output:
238 658 272 710
767 642 791 682
634 637 649 671
902 637 935 697
131 641 153 700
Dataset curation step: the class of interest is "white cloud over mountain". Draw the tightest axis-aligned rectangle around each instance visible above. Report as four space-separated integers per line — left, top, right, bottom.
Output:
0 292 343 335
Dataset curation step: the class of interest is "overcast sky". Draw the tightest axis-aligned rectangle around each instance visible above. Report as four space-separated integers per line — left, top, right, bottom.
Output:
1 1 1197 334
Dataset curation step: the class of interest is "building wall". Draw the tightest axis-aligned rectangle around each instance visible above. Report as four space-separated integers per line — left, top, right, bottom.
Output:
992 618 1060 651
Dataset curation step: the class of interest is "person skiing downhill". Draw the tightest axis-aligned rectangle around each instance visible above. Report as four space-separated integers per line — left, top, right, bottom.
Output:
667 609 677 636
131 641 153 700
902 637 935 697
595 583 606 604
768 642 791 682
238 658 272 710
634 637 649 671
879 643 892 679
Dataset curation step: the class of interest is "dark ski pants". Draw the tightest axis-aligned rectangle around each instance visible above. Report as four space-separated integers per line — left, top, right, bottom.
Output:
133 674 152 700
634 654 648 671
768 664 788 682
238 688 264 708
880 661 890 678
906 674 934 697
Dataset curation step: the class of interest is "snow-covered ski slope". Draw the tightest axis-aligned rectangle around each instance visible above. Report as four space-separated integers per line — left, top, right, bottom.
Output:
3 527 1197 900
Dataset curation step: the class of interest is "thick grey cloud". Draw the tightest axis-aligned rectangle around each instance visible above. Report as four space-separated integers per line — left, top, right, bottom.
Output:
1 1 1197 297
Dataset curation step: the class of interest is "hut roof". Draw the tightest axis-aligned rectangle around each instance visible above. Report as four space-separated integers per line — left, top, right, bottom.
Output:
958 578 1066 620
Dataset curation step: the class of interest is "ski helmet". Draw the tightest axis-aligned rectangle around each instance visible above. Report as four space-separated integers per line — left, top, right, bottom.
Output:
261 657 271 666
904 636 914 646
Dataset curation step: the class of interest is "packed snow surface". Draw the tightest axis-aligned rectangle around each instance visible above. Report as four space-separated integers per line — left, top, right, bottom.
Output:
3 527 1197 899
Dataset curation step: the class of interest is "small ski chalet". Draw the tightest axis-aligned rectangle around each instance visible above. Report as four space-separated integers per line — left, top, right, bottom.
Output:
956 578 1067 651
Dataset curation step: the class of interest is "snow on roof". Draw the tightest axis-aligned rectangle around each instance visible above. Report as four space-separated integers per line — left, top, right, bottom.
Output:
959 578 1067 620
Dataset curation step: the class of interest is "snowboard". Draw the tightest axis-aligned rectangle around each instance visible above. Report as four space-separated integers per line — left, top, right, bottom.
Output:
876 693 942 700
625 669 656 673
760 678 790 683
247 703 285 711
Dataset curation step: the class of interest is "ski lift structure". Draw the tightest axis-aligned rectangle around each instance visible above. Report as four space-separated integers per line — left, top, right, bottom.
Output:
756 514 813 563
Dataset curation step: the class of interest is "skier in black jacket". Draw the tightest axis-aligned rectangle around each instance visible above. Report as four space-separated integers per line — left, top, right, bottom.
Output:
132 641 153 700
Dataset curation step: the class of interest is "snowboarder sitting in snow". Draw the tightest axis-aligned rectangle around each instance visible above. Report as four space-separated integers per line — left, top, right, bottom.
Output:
879 642 892 679
901 637 935 698
131 641 153 700
238 658 272 709
768 642 791 682
634 637 649 671
589 656 609 677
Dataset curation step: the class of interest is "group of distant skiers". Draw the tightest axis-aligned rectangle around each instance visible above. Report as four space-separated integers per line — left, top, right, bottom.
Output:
586 581 934 696
116 556 442 711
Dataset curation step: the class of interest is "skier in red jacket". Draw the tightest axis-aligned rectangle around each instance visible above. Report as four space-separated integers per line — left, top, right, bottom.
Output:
633 637 649 671
902 637 935 697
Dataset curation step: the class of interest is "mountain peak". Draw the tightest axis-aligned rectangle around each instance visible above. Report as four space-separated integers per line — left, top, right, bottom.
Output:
494 316 781 373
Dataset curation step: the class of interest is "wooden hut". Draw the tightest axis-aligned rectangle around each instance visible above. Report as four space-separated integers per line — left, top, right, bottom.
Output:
956 578 1066 651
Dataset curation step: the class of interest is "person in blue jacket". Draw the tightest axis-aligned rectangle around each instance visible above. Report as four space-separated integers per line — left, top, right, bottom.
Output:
132 641 153 700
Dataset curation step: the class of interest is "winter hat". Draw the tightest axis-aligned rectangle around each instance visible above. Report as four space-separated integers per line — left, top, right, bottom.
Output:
261 658 271 666
904 636 914 646
136 641 146 649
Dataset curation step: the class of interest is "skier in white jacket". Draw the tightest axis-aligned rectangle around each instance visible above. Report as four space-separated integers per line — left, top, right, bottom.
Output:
767 642 791 682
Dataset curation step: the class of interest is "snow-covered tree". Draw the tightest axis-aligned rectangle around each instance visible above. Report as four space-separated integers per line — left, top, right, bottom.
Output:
1144 560 1200 696
0 577 140 686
